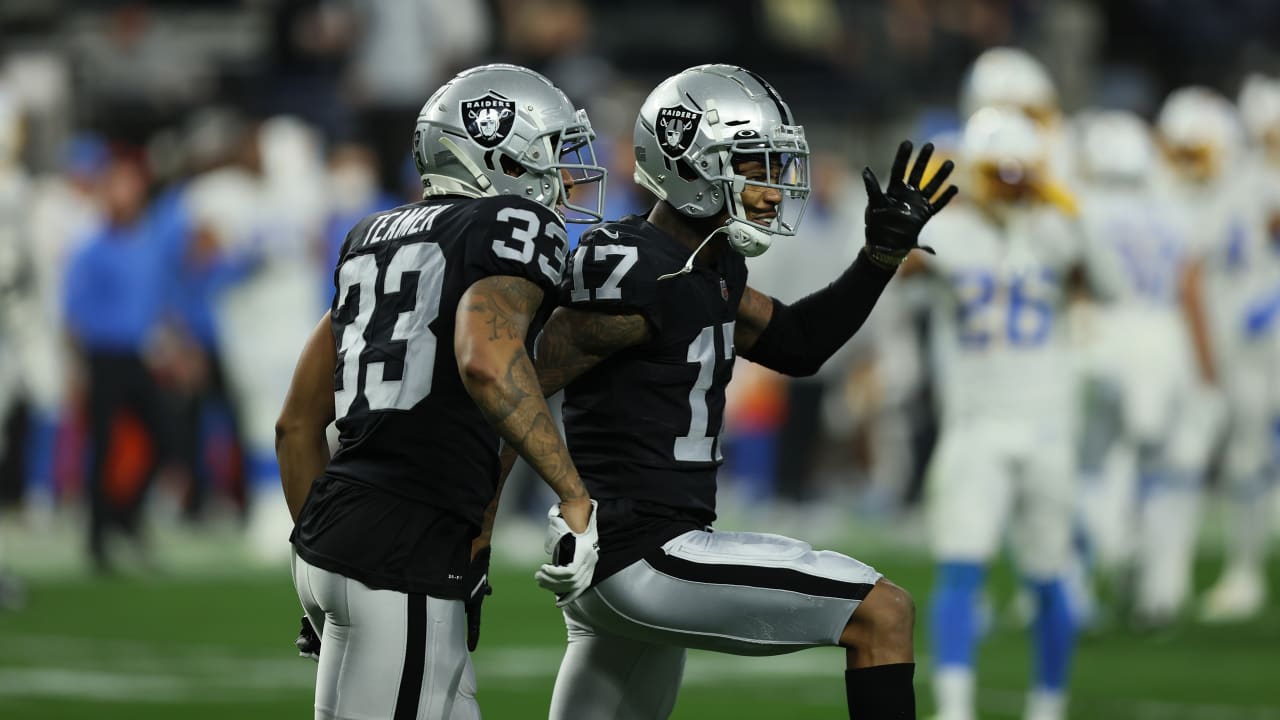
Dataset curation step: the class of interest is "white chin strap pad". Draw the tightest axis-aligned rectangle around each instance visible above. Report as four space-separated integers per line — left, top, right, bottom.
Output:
725 219 773 257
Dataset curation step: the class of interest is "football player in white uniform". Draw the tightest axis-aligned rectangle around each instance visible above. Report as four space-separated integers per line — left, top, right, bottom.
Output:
1071 111 1217 625
959 47 1074 180
212 117 328 562
960 47 1103 630
916 108 1083 720
1151 87 1272 624
23 135 105 522
1193 76 1280 621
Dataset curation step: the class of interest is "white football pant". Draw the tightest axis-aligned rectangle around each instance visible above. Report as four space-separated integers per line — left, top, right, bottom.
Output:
927 417 1075 579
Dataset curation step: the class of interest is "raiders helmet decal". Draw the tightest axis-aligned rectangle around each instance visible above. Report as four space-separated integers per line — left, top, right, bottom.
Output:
655 105 703 158
462 92 517 148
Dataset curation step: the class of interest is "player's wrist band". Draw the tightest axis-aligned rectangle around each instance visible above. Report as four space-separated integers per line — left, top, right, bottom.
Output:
865 246 908 270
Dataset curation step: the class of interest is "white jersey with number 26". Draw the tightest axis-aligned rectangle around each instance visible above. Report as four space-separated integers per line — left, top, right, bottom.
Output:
921 203 1084 424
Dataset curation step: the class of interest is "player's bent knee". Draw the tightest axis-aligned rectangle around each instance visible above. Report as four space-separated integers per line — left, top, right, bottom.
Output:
872 580 916 637
840 578 915 651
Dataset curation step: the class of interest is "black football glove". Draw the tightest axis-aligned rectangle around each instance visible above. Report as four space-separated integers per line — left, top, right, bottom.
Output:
296 615 321 662
465 546 493 652
861 140 958 269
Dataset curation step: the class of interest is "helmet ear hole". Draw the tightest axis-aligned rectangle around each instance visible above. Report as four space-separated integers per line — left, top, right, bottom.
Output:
498 153 527 178
675 158 700 182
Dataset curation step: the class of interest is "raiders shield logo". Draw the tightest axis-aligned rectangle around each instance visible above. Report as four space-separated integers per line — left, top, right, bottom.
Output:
656 105 702 158
461 92 516 148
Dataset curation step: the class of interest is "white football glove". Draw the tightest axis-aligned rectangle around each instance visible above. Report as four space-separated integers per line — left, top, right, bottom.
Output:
533 499 599 607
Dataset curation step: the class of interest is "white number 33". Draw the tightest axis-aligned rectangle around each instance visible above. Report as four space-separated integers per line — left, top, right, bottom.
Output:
491 206 567 284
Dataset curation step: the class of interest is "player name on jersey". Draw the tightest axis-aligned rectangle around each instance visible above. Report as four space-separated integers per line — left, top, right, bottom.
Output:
351 204 453 251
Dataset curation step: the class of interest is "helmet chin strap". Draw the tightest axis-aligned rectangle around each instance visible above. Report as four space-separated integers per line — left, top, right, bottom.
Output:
724 216 774 257
656 198 778 281
437 136 493 195
657 225 729 281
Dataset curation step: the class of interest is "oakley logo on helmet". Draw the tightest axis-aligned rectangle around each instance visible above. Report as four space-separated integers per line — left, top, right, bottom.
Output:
462 92 516 148
656 106 702 158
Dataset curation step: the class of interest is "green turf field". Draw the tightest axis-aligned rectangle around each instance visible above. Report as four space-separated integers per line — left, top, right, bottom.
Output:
1 541 1278 720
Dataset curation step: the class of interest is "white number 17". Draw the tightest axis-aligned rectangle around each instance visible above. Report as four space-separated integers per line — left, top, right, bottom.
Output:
674 322 735 463
570 244 638 302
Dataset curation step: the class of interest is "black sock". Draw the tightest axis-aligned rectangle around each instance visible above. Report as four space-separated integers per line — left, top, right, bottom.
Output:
845 663 916 719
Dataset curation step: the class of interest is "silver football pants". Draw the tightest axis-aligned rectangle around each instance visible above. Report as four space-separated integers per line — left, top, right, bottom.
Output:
292 553 480 720
549 528 883 719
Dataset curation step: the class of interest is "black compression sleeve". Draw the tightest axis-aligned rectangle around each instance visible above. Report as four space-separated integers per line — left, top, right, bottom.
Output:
740 249 895 377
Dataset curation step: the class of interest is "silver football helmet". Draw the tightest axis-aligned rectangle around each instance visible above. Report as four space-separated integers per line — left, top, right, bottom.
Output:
634 64 810 257
413 64 606 222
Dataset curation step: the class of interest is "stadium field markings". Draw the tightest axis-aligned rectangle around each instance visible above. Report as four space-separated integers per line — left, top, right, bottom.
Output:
2 636 1279 719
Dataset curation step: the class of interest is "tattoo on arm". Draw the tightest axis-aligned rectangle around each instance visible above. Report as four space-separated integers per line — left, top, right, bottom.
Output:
534 307 650 396
733 286 775 355
457 276 588 504
461 275 535 342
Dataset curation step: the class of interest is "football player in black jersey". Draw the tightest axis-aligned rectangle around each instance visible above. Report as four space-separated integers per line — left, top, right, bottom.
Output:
525 65 956 719
274 64 607 719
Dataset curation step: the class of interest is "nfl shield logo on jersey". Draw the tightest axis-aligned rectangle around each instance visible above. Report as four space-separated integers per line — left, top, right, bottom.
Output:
719 277 729 301
656 105 702 158
462 92 516 148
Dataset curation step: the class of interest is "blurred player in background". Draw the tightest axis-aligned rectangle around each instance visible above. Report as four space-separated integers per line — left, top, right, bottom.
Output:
1192 75 1280 621
958 45 1099 630
960 47 1073 179
0 85 30 606
166 109 259 523
275 64 603 719
1070 110 1217 626
215 117 328 562
529 64 955 720
1149 87 1272 624
917 107 1083 720
23 134 107 522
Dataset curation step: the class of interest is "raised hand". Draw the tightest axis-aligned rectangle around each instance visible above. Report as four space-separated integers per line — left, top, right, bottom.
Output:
861 140 958 268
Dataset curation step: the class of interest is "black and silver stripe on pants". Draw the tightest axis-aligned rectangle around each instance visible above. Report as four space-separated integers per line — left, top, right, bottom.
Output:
643 548 877 602
394 593 429 720
564 528 884 657
292 554 480 719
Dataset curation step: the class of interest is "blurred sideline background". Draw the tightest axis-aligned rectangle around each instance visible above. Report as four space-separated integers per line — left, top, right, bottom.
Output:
0 1 1279 718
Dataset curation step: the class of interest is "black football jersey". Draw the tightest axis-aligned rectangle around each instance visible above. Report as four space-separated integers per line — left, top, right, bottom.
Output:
292 195 568 596
559 215 748 523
